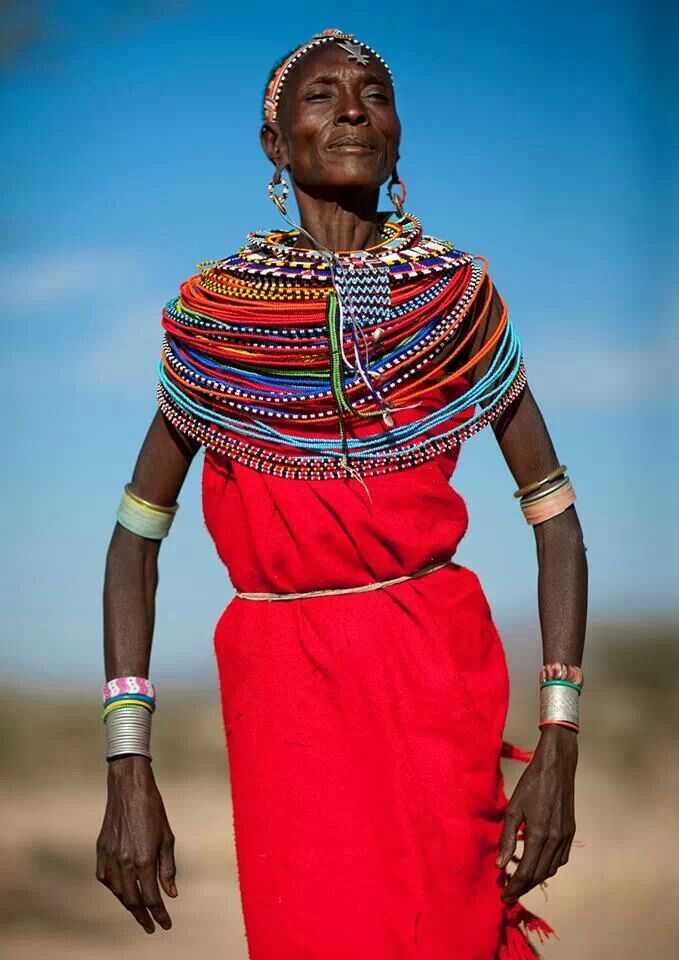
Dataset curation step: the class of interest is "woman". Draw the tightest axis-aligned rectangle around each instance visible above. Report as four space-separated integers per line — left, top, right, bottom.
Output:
96 28 586 960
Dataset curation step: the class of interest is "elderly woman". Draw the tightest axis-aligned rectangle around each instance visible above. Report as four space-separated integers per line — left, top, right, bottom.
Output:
96 28 586 960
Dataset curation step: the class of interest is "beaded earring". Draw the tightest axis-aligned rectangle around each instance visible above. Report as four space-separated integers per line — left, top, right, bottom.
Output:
268 168 290 216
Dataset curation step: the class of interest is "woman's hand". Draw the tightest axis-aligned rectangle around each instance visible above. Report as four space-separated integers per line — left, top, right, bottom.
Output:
496 725 578 903
96 755 178 933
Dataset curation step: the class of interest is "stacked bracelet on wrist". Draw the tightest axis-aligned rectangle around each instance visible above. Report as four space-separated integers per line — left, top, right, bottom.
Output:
102 677 156 760
514 465 577 526
538 662 583 733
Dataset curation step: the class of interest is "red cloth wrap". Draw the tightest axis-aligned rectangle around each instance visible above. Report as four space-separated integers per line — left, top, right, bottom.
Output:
202 376 556 958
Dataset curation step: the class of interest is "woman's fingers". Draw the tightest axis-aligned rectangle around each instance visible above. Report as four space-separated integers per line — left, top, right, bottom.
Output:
158 832 178 898
533 829 562 884
555 798 576 869
501 823 545 902
96 852 175 933
496 804 522 869
95 846 109 889
502 821 576 898
120 868 155 934
548 835 569 877
560 827 576 865
548 817 574 875
138 864 172 929
106 860 123 903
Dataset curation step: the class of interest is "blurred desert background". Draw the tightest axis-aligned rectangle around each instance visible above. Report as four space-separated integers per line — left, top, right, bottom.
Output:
3 620 678 959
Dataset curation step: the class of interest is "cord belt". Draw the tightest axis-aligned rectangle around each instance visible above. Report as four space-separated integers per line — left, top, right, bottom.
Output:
234 559 452 602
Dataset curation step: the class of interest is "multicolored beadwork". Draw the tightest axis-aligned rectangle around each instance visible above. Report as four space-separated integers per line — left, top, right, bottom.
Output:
102 677 156 704
540 662 584 689
156 210 527 480
101 677 157 727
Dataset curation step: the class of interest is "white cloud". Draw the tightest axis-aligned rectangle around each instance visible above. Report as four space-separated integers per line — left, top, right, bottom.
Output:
0 247 166 391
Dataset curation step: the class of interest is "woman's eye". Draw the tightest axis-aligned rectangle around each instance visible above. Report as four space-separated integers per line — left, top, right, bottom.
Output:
306 92 330 101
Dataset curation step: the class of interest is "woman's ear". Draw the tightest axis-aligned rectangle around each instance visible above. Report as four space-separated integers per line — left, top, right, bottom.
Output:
260 122 289 171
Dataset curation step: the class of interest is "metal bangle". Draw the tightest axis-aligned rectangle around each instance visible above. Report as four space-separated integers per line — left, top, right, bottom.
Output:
105 706 152 760
539 683 579 727
124 483 178 515
520 476 571 505
514 465 567 499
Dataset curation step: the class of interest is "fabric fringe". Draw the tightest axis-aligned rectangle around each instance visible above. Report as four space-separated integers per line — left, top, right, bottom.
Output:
497 900 558 959
501 739 534 764
496 740 559 959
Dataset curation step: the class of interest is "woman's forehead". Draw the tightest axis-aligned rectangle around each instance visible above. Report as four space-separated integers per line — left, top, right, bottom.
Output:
276 44 393 123
265 34 394 125
290 42 392 87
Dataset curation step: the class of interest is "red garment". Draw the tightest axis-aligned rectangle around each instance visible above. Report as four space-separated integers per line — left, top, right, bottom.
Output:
201 376 556 959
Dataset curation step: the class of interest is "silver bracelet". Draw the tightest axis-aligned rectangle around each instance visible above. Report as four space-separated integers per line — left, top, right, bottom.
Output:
520 475 571 505
106 706 152 760
539 682 580 728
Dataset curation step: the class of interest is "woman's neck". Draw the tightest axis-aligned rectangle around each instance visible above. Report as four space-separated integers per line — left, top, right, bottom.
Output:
292 188 382 252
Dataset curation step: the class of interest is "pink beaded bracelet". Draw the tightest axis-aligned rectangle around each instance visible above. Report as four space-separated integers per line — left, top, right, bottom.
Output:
102 676 156 705
540 662 584 689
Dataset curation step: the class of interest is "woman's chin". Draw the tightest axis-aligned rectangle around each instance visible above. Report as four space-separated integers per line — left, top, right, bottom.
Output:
299 171 387 196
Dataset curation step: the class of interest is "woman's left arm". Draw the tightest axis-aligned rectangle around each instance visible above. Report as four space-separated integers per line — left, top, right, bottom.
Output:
460 278 587 902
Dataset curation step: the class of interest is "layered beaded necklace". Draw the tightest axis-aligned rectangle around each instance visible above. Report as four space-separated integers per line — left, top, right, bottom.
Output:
157 210 526 481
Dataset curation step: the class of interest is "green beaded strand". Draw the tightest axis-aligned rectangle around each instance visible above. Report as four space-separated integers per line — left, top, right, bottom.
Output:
540 679 582 694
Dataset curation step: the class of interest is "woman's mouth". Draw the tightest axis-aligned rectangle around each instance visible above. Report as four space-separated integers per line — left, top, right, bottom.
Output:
326 137 376 152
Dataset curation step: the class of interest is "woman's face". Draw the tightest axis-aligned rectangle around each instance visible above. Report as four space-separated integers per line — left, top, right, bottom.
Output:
262 43 401 193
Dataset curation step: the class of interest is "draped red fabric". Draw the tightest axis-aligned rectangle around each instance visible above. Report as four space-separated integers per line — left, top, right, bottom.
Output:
201 376 556 958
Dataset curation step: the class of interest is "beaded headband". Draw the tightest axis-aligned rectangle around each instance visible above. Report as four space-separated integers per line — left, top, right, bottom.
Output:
263 28 393 125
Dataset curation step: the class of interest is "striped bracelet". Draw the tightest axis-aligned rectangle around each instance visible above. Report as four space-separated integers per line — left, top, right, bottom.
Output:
102 676 156 760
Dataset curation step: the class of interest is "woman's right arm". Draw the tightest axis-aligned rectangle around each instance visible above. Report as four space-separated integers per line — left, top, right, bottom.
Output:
96 410 199 934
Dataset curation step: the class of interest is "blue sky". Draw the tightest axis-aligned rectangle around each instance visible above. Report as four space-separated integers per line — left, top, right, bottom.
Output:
2 1 676 683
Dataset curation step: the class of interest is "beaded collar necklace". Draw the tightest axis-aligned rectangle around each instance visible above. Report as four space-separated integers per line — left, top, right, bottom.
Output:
157 209 526 487
247 211 416 258
214 213 474 283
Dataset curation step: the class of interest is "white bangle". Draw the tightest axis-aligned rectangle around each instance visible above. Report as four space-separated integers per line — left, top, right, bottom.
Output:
116 483 178 540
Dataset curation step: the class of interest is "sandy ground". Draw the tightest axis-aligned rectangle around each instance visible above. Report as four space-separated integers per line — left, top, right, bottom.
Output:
3 751 678 959
4 631 678 959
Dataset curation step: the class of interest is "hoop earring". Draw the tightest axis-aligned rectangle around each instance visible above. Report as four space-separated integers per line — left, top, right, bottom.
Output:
268 169 289 216
388 170 407 218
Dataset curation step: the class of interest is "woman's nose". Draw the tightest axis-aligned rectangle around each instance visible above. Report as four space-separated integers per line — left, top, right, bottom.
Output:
335 92 367 125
